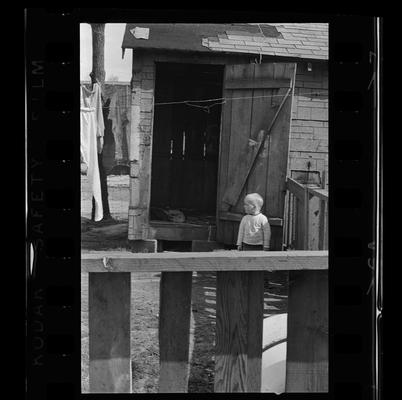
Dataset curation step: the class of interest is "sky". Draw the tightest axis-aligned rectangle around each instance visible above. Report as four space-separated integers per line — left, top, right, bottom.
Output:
80 23 132 82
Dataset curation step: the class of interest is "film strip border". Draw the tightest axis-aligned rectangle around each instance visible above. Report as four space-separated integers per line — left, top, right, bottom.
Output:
26 8 77 400
330 17 382 400
25 10 382 399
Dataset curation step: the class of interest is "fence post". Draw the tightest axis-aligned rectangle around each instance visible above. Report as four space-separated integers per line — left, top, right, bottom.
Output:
285 270 328 392
158 271 193 392
308 192 321 250
88 273 132 393
215 271 264 392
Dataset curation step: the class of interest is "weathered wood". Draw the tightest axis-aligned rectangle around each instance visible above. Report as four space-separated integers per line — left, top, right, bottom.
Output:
216 63 234 242
81 250 328 273
286 270 328 392
261 64 296 244
323 200 328 250
220 212 283 226
223 64 254 209
149 221 216 242
246 64 276 209
286 177 306 201
318 199 326 250
303 187 309 250
159 271 193 392
225 78 291 90
246 271 264 392
308 187 328 201
222 87 291 208
88 273 132 393
215 270 264 392
191 240 224 252
215 271 248 392
308 194 321 250
217 63 296 246
128 239 157 253
295 197 304 250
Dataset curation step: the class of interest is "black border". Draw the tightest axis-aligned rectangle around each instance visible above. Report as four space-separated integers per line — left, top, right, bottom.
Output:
25 9 378 399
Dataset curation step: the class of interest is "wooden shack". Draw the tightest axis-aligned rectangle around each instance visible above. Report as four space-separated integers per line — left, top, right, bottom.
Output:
121 23 328 249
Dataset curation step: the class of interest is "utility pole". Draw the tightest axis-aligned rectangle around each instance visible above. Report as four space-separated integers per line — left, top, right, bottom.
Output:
90 23 112 221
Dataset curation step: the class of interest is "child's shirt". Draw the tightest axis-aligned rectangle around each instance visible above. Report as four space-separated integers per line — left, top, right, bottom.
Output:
237 213 271 248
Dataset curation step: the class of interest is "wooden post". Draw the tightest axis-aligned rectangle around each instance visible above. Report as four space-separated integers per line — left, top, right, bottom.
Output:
158 272 193 392
318 199 326 250
285 270 328 392
303 187 310 250
308 192 321 250
88 273 132 393
128 55 155 240
215 271 264 392
246 271 264 391
323 200 328 250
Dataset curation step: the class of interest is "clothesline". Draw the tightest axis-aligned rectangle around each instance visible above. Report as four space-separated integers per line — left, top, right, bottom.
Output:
100 90 328 112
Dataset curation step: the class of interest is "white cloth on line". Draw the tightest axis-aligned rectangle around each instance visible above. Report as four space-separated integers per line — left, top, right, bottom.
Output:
80 83 104 221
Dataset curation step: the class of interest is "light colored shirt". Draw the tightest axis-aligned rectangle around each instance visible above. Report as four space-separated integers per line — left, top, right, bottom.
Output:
237 213 271 248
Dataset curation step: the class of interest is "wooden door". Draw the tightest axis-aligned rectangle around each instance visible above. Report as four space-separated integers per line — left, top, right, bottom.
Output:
216 63 297 248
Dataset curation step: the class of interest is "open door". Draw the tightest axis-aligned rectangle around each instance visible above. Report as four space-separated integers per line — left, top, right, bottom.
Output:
216 63 297 248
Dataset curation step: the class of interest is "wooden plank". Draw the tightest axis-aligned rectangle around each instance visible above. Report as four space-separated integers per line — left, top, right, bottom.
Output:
191 240 224 252
246 63 275 210
286 177 306 201
159 271 193 392
220 211 283 226
270 225 284 251
222 87 292 208
151 77 173 207
323 200 328 250
286 270 328 392
264 66 296 219
215 271 248 392
81 250 328 273
262 63 296 254
246 271 264 392
308 194 321 250
308 187 328 201
128 239 157 253
216 65 244 244
318 199 326 250
149 221 215 241
88 273 132 393
225 78 291 90
303 186 309 250
295 197 305 250
223 64 255 209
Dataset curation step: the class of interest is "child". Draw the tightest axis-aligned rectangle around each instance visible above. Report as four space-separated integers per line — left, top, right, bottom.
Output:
237 193 271 251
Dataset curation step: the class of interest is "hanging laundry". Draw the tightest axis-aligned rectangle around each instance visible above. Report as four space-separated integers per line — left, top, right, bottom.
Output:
108 91 131 163
80 83 104 221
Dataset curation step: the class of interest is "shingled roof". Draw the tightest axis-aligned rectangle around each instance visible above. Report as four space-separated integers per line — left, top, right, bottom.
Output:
122 23 328 60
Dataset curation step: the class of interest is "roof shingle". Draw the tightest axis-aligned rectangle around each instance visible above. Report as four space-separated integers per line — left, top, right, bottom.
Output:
121 23 328 60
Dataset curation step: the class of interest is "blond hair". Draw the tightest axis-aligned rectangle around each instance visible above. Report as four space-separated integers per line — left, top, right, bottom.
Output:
244 193 264 210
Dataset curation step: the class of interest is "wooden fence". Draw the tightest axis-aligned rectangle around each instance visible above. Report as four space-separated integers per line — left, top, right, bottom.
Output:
284 177 328 251
82 250 328 393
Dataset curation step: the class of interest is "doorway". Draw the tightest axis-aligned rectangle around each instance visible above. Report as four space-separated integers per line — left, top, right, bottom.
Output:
151 62 224 223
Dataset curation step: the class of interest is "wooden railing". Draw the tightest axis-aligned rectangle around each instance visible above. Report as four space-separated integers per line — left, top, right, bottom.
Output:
82 250 328 393
284 177 328 251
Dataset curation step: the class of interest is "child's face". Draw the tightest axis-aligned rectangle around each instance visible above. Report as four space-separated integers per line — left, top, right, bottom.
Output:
244 199 257 215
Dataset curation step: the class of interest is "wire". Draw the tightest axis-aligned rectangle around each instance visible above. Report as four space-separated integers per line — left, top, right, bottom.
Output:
99 90 328 110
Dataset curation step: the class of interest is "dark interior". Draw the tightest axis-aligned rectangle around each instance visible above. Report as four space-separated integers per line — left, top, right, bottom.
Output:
151 62 224 220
